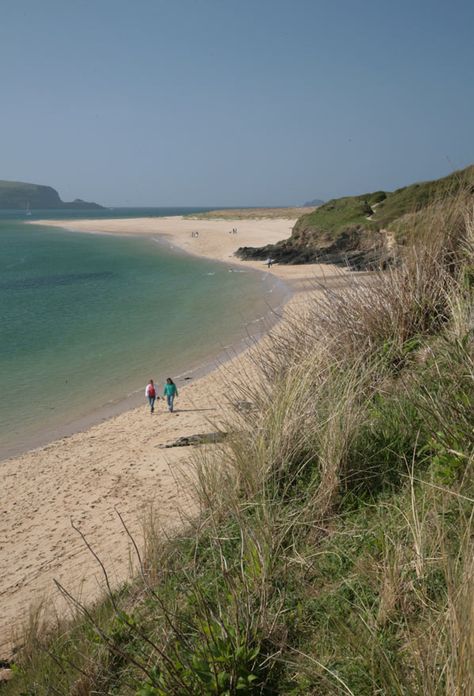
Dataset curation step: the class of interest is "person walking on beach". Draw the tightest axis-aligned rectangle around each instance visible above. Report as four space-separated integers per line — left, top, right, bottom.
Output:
145 379 157 413
163 377 178 412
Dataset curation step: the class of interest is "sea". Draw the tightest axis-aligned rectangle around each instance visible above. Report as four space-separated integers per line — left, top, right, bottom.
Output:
0 208 287 459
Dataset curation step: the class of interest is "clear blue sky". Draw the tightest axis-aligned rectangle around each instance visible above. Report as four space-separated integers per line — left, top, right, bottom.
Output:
1 0 473 206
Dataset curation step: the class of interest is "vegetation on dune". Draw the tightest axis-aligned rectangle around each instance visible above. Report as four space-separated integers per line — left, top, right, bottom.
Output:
2 193 473 694
294 195 375 239
297 166 474 238
374 165 474 228
185 207 315 221
237 165 474 267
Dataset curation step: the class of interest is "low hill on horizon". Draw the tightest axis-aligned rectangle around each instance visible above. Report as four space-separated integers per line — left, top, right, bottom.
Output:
238 165 474 268
0 179 104 210
303 197 325 206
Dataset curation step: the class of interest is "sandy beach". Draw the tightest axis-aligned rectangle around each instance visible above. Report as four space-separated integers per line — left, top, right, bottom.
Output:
36 214 314 282
1 215 351 659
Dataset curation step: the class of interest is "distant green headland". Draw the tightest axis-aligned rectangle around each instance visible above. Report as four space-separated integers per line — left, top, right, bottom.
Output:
238 164 474 268
0 179 104 210
303 197 325 206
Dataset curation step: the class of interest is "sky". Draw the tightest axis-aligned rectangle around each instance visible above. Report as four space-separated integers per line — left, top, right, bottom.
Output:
1 0 473 207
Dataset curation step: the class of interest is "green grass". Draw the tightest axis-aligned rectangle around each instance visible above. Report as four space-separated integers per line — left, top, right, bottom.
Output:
294 165 474 242
374 165 474 228
3 194 473 695
293 195 375 240
235 165 474 268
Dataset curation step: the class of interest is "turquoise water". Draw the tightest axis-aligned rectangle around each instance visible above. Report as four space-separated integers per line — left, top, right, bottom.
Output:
0 213 284 459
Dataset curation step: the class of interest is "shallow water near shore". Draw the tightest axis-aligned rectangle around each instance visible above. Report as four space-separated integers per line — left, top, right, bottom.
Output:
0 214 285 459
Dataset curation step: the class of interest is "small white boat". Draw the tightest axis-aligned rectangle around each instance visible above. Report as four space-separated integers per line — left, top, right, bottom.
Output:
25 201 32 216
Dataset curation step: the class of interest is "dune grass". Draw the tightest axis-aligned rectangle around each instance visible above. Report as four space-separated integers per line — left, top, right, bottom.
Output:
3 194 473 695
293 165 474 241
185 207 314 221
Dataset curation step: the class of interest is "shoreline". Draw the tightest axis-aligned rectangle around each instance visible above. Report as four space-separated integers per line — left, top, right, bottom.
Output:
1 215 350 659
29 213 349 293
0 245 290 462
29 214 296 272
1 283 291 462
2 212 321 460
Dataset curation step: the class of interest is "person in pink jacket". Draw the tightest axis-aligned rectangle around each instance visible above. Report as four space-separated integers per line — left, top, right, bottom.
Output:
145 379 157 413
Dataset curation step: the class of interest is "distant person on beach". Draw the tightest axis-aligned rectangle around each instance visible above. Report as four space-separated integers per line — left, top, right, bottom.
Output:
145 379 157 413
266 257 274 268
163 377 178 412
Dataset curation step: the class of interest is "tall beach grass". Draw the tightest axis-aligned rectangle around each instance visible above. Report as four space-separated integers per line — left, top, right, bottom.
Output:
3 193 473 695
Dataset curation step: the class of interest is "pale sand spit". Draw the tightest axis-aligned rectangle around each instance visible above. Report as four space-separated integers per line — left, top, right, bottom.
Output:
32 214 304 280
1 216 352 658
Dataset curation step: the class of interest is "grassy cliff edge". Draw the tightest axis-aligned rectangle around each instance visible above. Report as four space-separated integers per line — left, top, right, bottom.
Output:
237 165 474 268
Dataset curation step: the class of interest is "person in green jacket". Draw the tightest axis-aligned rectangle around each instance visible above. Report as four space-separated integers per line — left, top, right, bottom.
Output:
163 377 178 412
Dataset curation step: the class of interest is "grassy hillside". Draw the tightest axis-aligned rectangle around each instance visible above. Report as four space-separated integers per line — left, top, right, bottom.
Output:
2 193 473 694
0 179 104 210
237 165 474 267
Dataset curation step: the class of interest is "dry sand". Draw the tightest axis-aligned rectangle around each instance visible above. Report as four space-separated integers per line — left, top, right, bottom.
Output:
0 215 351 658
37 214 299 274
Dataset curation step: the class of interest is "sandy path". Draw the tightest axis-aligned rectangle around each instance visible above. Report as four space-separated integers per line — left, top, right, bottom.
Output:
1 215 351 658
